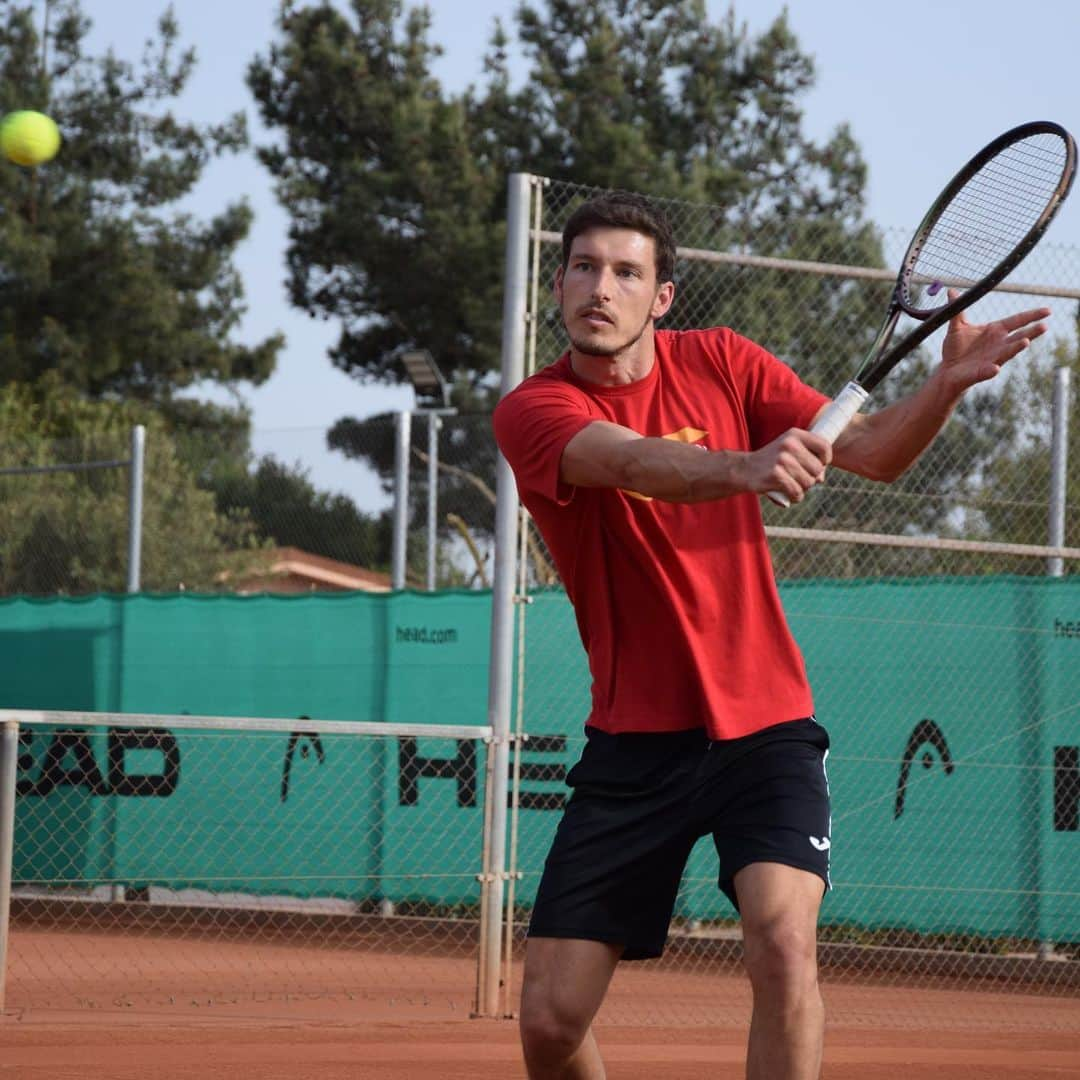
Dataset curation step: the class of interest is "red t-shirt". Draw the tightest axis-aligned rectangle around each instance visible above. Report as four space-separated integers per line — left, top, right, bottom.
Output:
492 327 829 741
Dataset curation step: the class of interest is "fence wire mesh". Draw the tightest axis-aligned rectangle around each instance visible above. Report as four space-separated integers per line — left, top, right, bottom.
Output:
0 430 140 596
6 718 489 1012
501 176 1080 1027
3 173 1080 1033
526 177 1080 576
0 412 499 597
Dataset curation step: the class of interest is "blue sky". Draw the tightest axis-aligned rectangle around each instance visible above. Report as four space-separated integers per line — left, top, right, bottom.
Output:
79 0 1080 503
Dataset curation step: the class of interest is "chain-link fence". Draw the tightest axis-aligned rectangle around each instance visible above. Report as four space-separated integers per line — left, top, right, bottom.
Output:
495 175 1080 1027
524 176 1080 579
3 173 1080 1031
5 178 1074 598
0 412 498 597
0 428 145 596
1 712 492 1012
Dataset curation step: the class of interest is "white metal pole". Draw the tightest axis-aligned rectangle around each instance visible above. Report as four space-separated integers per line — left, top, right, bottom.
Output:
0 720 19 1012
126 425 145 593
1047 367 1071 578
1037 367 1071 960
391 411 411 590
477 173 532 1018
118 424 146 904
501 174 547 1017
426 413 440 591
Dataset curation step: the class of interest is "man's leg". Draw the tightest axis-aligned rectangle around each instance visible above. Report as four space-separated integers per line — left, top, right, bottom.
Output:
519 936 622 1079
734 862 826 1080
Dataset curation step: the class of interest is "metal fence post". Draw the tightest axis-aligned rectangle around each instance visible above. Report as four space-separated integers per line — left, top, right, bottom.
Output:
391 411 412 590
477 173 532 1019
1047 367 1071 578
117 424 146 904
426 413 440 591
0 720 19 1012
1037 366 1071 960
126 425 145 594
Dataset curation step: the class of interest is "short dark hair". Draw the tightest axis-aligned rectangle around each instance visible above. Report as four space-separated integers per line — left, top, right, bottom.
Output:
561 191 676 285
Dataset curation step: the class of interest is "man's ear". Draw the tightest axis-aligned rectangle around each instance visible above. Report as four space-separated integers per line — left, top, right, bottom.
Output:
553 264 564 303
652 280 675 320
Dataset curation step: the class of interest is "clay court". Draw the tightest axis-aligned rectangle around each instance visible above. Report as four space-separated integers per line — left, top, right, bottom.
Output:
2 921 1078 1079
4 1007 1080 1079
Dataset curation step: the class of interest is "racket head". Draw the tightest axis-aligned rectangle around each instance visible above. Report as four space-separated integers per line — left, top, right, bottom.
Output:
897 121 1076 318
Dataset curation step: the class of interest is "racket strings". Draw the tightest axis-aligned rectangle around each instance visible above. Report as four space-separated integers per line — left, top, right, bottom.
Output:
917 172 1061 275
916 201 1034 279
904 133 1070 311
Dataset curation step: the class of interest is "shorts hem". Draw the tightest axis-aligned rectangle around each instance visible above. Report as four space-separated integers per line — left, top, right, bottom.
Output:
526 925 664 961
720 855 831 909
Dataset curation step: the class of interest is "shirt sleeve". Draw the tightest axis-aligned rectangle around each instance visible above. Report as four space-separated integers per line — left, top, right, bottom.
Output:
492 375 597 506
722 330 830 448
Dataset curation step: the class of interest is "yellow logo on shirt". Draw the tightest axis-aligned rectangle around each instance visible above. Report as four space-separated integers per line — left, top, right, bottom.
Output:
624 427 708 501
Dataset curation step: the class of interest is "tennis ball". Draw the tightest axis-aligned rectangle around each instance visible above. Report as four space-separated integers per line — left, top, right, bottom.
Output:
0 110 61 167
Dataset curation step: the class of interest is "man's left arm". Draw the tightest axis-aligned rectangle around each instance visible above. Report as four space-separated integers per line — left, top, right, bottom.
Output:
830 298 1051 483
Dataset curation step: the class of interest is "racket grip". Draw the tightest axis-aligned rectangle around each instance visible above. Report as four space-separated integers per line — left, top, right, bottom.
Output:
810 381 870 443
766 381 869 508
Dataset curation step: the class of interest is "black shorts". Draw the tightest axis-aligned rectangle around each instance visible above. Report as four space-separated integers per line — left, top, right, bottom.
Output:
528 717 832 960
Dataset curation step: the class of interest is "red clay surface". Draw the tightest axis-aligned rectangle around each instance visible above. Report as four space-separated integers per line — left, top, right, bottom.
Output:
4 1004 1080 1079
3 926 1079 1078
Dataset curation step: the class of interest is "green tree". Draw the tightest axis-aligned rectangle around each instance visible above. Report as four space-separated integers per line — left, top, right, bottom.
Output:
327 410 498 584
0 2 399 592
0 0 283 412
211 454 394 569
249 0 892 564
250 0 877 397
975 333 1080 563
248 0 503 392
252 0 1068 578
0 375 261 594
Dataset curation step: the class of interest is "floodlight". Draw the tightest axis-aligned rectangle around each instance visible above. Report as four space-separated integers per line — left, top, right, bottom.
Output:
401 349 450 407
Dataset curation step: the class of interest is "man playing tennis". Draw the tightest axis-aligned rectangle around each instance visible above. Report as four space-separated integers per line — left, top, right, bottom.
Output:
492 191 1049 1080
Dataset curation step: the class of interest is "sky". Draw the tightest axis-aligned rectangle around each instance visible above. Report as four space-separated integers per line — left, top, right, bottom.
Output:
79 0 1080 506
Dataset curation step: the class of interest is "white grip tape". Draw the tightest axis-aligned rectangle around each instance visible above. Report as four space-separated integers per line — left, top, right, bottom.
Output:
766 381 869 507
810 381 870 445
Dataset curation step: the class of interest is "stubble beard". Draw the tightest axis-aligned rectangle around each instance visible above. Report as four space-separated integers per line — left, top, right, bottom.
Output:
566 310 654 360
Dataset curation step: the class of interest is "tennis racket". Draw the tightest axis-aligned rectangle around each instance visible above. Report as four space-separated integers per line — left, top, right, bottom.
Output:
768 119 1077 507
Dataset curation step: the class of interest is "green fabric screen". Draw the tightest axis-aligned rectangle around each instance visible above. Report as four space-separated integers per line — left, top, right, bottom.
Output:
8 579 1080 941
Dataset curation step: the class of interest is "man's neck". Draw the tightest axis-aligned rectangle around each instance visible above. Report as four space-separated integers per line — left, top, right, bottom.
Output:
570 329 657 387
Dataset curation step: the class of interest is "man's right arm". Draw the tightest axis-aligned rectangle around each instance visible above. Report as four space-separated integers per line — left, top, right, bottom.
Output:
561 421 833 505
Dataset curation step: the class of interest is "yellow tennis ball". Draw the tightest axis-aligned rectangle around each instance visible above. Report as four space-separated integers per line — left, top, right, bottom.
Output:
0 110 61 167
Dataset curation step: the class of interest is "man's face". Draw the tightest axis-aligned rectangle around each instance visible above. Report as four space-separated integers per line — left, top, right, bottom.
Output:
555 227 674 358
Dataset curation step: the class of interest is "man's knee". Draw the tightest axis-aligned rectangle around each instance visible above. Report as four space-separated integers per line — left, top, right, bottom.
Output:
735 863 824 1005
519 937 619 1065
743 917 819 1004
519 992 590 1064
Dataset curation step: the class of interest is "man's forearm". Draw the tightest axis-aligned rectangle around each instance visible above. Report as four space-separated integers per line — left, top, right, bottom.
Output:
831 370 962 483
561 419 830 503
615 437 750 502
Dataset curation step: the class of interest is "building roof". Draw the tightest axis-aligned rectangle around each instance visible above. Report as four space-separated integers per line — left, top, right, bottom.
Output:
222 546 392 594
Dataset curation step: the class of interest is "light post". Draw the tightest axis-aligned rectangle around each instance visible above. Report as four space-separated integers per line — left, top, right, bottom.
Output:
400 350 457 591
